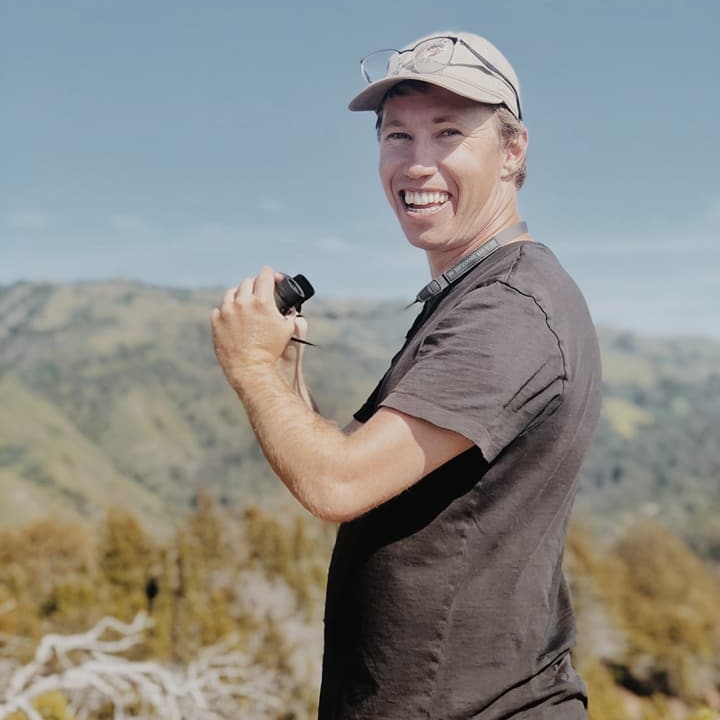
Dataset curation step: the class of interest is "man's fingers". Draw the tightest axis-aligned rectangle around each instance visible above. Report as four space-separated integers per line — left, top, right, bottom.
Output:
233 277 255 301
227 268 276 306
223 287 236 306
216 277 252 318
216 267 280 320
254 266 277 300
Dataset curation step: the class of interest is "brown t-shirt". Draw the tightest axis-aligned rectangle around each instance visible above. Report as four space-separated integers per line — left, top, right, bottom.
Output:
318 242 602 720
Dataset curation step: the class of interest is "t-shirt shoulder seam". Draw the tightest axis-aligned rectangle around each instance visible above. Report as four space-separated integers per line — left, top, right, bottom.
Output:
493 279 569 391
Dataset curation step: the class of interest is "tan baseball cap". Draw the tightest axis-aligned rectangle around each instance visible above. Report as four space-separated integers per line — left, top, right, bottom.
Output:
348 31 522 120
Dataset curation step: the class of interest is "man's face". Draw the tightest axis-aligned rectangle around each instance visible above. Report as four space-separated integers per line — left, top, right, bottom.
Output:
378 85 511 267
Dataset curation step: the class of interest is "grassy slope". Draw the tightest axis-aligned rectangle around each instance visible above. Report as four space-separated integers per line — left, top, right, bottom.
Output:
0 372 167 531
1 281 718 556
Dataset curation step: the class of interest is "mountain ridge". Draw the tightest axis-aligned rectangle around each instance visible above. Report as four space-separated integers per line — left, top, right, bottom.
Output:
1 280 718 557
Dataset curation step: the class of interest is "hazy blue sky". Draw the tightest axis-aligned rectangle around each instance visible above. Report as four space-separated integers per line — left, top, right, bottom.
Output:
2 0 718 338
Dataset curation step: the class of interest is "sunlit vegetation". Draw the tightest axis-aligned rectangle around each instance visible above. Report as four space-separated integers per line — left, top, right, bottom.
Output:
567 525 720 719
1 503 718 719
0 497 335 719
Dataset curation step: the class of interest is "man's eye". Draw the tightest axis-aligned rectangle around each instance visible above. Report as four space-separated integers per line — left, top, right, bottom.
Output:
440 128 461 137
385 131 410 140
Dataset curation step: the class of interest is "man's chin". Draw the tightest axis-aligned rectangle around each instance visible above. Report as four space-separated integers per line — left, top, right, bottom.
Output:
404 229 447 252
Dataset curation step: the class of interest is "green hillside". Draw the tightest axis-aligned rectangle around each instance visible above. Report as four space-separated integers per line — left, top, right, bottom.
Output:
576 328 720 560
0 281 406 530
1 281 719 559
0 372 164 530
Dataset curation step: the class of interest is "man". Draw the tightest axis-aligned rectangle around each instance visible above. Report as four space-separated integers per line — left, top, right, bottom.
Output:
212 31 601 720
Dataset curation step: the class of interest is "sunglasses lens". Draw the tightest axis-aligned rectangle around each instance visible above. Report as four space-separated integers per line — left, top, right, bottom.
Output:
361 50 396 83
413 38 454 73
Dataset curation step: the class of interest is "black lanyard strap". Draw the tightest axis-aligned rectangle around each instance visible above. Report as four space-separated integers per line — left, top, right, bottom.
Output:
411 221 528 305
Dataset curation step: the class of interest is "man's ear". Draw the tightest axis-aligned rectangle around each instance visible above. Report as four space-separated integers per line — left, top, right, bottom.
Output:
501 127 528 181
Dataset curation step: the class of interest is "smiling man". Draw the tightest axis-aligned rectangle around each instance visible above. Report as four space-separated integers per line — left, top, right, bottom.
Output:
212 31 601 720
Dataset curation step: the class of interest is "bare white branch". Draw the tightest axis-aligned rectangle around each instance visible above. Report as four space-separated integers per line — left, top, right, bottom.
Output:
0 613 284 720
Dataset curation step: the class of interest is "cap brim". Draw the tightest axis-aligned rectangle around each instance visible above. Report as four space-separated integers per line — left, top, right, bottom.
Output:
348 73 508 112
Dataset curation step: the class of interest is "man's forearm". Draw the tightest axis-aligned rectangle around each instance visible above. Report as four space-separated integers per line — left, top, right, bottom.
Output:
230 362 350 520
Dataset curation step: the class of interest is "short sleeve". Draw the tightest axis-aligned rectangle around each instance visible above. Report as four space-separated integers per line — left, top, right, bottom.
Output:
380 282 566 462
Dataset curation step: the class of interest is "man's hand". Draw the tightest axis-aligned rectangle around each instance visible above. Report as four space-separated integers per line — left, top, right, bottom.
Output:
211 266 296 389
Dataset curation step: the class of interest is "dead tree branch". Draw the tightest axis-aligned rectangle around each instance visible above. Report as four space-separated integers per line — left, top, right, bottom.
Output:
0 613 283 720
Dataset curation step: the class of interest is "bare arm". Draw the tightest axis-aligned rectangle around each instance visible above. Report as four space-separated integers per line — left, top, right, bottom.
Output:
211 267 472 522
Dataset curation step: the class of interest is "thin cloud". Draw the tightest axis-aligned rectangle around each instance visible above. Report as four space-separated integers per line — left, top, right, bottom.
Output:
588 293 718 339
181 222 306 249
703 194 720 229
551 230 718 259
552 195 720 260
310 236 361 255
110 214 152 234
258 198 284 214
5 210 49 231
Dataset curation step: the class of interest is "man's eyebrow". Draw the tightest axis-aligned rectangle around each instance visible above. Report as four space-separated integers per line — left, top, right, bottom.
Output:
382 114 466 128
431 114 466 124
381 118 405 129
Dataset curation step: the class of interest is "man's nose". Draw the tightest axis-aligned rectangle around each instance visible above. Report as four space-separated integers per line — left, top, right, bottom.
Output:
404 140 437 179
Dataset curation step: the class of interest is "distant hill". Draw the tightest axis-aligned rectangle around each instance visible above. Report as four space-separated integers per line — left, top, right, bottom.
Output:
575 328 720 560
1 280 718 558
0 281 407 533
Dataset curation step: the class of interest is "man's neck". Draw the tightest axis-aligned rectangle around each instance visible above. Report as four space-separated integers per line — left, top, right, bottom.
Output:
426 217 531 278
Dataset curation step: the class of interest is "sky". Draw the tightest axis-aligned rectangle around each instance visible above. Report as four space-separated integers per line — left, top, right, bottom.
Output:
1 0 719 339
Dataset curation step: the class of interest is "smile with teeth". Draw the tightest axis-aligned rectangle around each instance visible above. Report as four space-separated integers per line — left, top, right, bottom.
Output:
402 190 451 214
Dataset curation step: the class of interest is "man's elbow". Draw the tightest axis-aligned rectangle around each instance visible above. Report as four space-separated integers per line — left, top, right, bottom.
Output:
300 479 369 524
316 505 367 524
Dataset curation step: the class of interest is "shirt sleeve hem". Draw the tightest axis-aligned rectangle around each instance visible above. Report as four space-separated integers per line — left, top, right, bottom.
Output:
379 392 500 463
